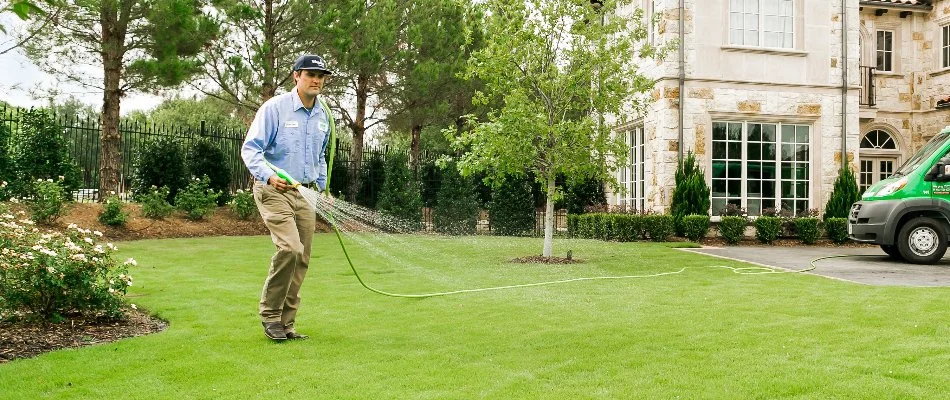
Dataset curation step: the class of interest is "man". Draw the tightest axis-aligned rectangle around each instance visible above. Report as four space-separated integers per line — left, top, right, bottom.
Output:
241 54 335 341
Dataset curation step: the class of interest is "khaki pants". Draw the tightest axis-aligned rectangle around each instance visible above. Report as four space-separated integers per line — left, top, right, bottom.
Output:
253 182 316 331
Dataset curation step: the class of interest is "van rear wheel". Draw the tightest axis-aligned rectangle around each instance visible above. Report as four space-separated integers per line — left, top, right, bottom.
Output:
897 217 948 264
880 244 903 259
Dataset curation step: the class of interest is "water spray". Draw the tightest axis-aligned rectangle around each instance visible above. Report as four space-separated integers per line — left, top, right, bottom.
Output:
263 162 834 299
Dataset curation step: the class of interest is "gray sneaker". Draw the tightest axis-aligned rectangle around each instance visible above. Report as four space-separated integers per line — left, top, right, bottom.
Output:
262 322 287 341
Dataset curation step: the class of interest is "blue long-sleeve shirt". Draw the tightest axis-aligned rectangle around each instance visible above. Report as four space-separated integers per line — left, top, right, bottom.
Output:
242 88 332 190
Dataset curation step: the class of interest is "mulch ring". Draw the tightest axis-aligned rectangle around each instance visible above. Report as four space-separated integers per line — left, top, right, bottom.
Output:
0 310 168 363
511 255 584 264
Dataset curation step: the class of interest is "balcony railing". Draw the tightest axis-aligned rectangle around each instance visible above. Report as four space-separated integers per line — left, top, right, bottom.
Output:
860 66 876 107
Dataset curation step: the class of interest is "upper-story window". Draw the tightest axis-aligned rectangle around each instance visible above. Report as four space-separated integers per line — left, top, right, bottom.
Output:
942 25 950 69
876 30 894 72
729 0 794 49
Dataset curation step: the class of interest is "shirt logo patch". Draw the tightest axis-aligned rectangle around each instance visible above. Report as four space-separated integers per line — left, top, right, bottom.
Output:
317 121 329 132
285 121 299 128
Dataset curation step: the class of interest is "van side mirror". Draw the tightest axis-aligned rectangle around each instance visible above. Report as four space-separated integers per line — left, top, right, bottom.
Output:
927 162 950 181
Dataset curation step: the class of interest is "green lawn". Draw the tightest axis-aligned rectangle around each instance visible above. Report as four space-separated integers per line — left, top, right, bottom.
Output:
1 234 948 399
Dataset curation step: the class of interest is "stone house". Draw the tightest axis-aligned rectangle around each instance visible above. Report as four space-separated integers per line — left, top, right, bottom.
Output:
610 0 950 217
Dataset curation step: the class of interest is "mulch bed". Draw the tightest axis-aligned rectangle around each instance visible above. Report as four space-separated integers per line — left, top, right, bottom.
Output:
0 310 167 364
511 255 584 264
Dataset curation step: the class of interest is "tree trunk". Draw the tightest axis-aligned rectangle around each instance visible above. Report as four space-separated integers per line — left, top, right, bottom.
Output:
543 173 555 257
410 123 422 174
346 73 369 200
260 1 277 103
98 3 125 201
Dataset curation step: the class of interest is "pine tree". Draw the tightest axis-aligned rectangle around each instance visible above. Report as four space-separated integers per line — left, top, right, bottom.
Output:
670 151 711 235
823 166 860 219
377 153 423 231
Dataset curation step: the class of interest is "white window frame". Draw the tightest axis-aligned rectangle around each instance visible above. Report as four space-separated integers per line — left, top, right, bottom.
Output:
876 30 894 72
942 25 950 69
616 125 647 211
711 120 811 216
728 0 795 49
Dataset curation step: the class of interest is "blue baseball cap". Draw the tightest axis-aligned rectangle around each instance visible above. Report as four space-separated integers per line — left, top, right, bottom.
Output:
292 54 333 75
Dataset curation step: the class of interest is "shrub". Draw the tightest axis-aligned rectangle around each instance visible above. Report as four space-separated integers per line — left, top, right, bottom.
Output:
98 193 129 226
823 167 860 220
175 176 220 221
718 216 747 245
433 163 479 235
7 109 82 199
0 124 13 201
131 137 188 204
825 217 849 245
489 175 535 236
356 153 386 208
682 214 710 242
230 189 257 220
376 153 423 232
567 214 579 238
670 152 711 235
558 175 606 215
27 178 68 225
754 216 782 244
139 186 175 219
643 214 674 242
795 217 822 245
186 138 232 206
328 150 350 199
0 219 135 321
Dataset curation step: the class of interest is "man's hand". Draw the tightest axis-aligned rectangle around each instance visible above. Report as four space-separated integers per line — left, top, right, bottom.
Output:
267 175 292 191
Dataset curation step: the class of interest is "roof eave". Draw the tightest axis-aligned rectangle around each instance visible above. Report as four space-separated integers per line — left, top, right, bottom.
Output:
858 1 934 12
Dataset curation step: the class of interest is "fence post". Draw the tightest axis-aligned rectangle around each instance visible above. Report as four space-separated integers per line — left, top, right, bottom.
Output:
200 120 206 137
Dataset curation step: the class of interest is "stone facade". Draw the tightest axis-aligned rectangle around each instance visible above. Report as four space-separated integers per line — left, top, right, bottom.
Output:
611 0 860 215
610 0 950 215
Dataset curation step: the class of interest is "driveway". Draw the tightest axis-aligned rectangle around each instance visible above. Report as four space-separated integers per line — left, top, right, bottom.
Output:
684 246 950 287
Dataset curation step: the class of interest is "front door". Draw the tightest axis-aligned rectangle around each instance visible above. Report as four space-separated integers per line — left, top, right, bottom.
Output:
859 157 897 194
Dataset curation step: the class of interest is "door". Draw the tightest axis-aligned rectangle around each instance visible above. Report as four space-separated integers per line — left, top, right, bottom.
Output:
859 157 896 194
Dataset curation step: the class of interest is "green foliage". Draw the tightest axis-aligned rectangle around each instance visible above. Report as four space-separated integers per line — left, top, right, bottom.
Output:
27 178 68 225
98 195 129 227
754 216 783 244
145 97 246 134
0 220 134 322
643 214 674 242
186 138 231 206
131 137 189 204
489 175 536 236
377 153 423 231
8 109 82 198
823 167 861 220
794 218 822 245
558 176 607 215
175 176 220 221
682 214 711 242
670 152 711 235
451 0 669 256
718 216 748 245
824 218 849 245
433 164 479 235
139 186 175 219
356 153 386 208
230 189 257 221
329 149 349 199
0 124 13 200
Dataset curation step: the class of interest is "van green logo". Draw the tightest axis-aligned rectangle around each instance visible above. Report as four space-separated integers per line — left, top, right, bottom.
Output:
934 184 950 195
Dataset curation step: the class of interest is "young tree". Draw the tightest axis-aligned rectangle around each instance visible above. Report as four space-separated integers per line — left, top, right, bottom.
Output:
24 1 218 199
670 151 711 235
449 0 665 257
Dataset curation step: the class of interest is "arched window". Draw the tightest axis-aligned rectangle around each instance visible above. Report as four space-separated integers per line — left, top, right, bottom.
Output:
860 130 897 150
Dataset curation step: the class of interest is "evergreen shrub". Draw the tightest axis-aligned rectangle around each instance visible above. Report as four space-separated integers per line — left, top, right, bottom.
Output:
98 194 129 226
718 216 747 245
823 167 860 220
8 110 82 198
643 214 674 242
186 138 231 205
377 153 423 232
754 216 782 244
131 137 188 204
682 214 710 242
825 217 849 244
670 152 711 236
433 164 479 235
489 175 535 236
795 217 822 245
